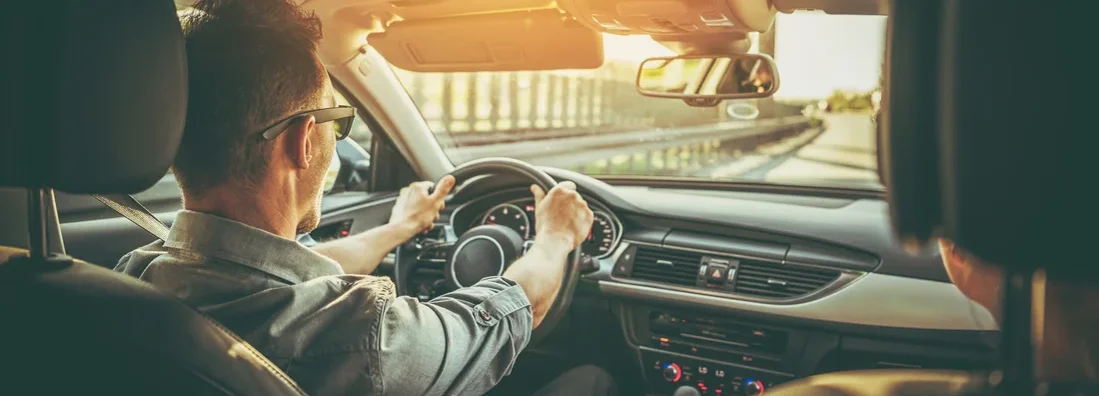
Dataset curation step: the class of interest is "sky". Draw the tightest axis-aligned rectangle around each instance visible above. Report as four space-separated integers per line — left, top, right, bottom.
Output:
773 12 886 99
601 12 887 100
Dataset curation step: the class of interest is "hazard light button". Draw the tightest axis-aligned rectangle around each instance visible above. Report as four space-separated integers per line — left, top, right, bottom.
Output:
705 263 728 285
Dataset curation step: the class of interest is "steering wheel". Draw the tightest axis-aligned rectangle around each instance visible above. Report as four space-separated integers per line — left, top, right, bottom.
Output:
393 158 583 343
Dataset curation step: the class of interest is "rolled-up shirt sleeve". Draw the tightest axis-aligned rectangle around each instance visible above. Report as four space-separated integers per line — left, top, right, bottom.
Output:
377 276 533 396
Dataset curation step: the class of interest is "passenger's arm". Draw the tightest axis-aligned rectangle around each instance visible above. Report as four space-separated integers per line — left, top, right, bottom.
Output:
501 182 593 328
313 176 456 274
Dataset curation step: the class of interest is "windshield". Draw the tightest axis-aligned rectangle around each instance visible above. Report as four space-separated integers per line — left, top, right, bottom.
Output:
391 12 886 189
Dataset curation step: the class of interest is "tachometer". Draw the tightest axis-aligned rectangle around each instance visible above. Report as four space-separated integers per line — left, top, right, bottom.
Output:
481 203 531 238
583 212 618 258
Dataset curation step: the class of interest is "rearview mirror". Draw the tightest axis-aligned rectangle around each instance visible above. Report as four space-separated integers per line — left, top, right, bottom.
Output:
636 54 779 100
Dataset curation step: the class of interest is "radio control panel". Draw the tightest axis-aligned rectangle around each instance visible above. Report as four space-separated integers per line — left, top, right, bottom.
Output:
643 349 792 395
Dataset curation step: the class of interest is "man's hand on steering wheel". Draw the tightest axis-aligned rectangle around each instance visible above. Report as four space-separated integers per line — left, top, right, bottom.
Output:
389 175 456 236
530 182 594 251
391 158 594 340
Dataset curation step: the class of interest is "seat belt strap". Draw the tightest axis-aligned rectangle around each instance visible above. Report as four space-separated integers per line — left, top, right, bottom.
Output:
92 194 170 241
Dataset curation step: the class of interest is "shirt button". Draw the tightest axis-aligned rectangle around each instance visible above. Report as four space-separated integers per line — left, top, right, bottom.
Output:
479 311 491 321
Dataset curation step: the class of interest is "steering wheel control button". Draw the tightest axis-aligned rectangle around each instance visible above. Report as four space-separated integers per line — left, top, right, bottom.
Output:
579 254 599 274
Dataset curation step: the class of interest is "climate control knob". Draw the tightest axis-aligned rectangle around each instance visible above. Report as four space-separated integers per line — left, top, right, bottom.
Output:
661 363 682 383
744 379 765 396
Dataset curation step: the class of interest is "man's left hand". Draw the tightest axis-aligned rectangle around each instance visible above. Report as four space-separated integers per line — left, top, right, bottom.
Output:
389 175 457 236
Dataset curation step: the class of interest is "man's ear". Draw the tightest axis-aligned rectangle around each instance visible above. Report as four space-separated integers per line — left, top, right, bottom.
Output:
285 115 317 169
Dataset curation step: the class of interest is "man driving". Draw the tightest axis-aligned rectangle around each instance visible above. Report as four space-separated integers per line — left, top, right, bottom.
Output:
114 0 615 395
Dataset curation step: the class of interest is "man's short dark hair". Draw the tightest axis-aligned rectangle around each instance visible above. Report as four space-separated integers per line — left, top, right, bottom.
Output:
173 0 325 196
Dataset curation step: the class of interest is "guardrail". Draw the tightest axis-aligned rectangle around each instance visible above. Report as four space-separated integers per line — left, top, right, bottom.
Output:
447 116 811 170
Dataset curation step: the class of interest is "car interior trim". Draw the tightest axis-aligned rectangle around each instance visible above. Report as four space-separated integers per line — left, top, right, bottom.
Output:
589 243 997 331
599 241 865 304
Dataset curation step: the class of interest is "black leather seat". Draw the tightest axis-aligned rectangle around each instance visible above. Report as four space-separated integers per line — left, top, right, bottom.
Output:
0 1 305 395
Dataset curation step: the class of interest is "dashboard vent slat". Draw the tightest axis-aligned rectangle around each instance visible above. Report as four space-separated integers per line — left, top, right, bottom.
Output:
735 260 840 299
630 247 703 286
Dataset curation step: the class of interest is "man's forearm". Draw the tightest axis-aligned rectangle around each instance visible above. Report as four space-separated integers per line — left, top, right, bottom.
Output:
313 222 417 275
501 234 572 328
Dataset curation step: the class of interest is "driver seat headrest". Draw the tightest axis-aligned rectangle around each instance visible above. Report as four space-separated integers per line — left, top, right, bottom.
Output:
1 0 187 194
1 2 308 395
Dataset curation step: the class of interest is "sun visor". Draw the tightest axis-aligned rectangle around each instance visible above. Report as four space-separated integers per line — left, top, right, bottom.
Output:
368 9 603 72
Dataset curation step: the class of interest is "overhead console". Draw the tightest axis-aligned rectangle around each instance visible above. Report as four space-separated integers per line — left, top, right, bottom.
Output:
608 230 878 304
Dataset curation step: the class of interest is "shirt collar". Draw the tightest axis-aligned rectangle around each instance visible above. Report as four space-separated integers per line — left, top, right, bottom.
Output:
164 210 344 284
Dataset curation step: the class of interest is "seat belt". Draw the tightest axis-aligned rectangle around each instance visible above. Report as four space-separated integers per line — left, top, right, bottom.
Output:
94 194 317 245
92 194 169 241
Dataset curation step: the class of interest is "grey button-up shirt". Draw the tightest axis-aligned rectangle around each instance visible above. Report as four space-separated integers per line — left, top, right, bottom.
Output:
115 210 533 396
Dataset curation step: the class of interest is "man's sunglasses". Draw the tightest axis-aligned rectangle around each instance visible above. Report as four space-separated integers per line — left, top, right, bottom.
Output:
258 105 356 141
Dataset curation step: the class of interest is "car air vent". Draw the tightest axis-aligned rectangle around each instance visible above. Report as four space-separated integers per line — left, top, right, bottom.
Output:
630 247 703 286
735 260 840 299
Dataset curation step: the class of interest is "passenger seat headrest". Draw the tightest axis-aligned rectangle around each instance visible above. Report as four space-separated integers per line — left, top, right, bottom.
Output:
881 1 1092 280
1 0 187 194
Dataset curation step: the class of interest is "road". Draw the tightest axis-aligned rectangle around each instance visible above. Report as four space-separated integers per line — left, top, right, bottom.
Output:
763 113 878 184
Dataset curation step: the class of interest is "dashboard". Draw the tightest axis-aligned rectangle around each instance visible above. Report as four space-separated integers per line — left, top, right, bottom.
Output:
443 171 997 395
319 169 1001 396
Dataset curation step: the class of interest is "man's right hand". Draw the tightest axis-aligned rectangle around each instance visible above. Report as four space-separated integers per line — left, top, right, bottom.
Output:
530 182 594 252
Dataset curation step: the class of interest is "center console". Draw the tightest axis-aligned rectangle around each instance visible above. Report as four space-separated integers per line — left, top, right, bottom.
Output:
636 310 802 395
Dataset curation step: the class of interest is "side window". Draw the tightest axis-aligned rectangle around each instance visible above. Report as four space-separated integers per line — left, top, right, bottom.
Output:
332 89 373 152
330 88 375 192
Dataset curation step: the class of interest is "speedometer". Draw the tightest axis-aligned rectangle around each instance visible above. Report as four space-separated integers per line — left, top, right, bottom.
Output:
481 203 531 238
582 212 618 258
